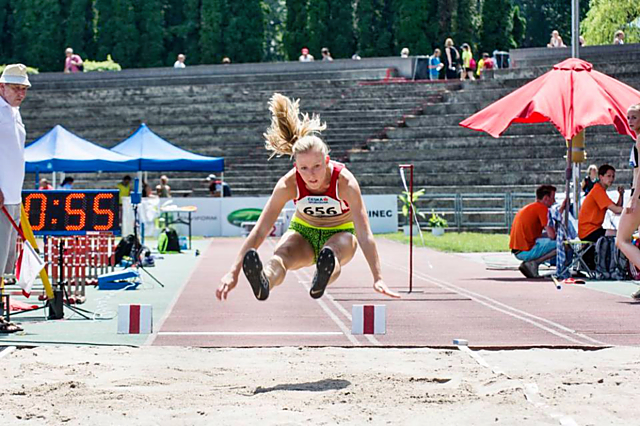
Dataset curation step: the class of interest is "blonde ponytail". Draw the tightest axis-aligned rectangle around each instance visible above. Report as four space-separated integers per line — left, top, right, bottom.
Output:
263 93 327 159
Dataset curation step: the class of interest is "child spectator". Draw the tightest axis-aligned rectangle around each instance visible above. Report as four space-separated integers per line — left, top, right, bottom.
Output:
428 49 442 81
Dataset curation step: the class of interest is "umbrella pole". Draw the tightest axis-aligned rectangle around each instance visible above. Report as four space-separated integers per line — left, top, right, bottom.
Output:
565 139 573 226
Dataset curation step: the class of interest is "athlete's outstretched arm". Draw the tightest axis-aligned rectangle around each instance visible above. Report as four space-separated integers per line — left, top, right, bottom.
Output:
341 172 400 299
217 173 296 300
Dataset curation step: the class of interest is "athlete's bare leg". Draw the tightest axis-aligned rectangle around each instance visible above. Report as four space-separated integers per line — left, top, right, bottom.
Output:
323 232 358 285
265 231 315 288
616 208 640 269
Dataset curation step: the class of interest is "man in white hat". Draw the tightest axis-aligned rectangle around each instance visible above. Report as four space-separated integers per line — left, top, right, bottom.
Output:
0 64 30 294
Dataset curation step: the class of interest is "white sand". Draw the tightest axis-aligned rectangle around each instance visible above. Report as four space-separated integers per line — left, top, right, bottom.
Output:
2 346 640 425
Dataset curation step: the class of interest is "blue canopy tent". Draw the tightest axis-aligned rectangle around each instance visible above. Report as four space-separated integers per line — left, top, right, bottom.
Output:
25 125 138 173
110 123 224 172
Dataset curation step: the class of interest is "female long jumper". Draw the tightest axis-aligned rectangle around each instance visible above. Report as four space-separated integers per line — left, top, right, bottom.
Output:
216 93 400 301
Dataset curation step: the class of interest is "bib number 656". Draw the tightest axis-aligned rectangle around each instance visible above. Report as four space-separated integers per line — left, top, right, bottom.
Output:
303 206 338 216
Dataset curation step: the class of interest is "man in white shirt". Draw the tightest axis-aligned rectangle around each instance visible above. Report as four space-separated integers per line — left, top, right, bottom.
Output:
299 48 314 62
0 64 30 282
174 54 186 68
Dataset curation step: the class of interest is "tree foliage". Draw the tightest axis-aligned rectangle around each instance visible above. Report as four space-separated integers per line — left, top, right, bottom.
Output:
479 0 514 52
356 0 394 58
138 0 166 68
263 0 287 61
307 0 330 58
395 0 432 56
284 0 308 61
226 0 264 63
453 0 478 51
64 0 95 60
511 5 526 48
199 0 225 63
327 0 356 59
12 0 63 71
0 0 627 72
582 0 640 45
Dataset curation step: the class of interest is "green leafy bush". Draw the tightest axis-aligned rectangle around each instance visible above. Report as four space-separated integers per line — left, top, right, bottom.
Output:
0 65 38 75
399 188 426 220
83 55 122 72
427 210 448 228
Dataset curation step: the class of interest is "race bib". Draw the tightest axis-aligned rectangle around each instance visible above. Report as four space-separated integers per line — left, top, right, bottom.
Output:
297 195 344 217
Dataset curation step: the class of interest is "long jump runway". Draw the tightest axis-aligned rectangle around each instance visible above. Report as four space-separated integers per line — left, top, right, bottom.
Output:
152 237 640 348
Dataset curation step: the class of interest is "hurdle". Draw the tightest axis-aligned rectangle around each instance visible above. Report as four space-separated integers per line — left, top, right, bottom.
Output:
43 233 116 303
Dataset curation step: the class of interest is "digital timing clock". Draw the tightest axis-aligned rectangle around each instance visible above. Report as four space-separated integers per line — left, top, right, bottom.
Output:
21 190 121 235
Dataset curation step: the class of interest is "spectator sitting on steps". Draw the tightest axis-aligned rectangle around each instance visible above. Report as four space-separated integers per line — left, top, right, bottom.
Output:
174 54 186 69
64 48 83 73
207 174 231 197
547 30 565 48
321 48 333 61
39 178 53 190
299 48 314 62
509 185 560 278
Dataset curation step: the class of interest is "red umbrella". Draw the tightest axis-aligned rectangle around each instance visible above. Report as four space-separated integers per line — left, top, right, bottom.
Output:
460 58 640 140
460 58 640 225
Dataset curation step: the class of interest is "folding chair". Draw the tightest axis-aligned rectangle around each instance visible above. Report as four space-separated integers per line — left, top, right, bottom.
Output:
556 239 595 279
548 205 594 280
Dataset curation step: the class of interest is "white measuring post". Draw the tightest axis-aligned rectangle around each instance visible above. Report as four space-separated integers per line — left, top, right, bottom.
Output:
352 305 386 335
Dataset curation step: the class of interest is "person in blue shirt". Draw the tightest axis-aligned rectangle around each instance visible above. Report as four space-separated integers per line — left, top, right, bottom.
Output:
429 49 442 81
60 176 74 190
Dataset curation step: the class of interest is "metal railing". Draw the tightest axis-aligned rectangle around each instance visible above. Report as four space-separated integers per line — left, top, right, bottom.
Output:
404 192 534 231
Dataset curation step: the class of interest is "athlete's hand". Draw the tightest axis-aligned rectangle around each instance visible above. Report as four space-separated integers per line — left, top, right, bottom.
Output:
216 272 238 301
373 279 401 298
627 197 638 214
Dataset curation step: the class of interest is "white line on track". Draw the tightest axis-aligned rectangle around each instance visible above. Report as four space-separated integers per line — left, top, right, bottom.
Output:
157 331 344 336
263 238 371 346
296 268 382 346
383 259 608 347
0 346 16 359
145 243 208 346
455 343 578 426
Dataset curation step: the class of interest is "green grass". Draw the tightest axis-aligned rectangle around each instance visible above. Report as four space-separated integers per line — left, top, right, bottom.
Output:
378 231 510 253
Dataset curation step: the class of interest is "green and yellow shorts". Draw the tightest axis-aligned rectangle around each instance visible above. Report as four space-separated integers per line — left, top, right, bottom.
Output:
289 216 355 261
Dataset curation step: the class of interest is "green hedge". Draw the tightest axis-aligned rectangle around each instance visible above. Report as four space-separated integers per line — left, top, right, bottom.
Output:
83 55 121 72
0 65 39 75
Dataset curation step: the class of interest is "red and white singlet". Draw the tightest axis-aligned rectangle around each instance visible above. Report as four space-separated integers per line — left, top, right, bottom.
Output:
294 161 351 219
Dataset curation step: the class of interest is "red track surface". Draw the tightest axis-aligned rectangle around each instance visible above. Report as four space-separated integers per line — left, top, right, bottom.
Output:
152 238 640 348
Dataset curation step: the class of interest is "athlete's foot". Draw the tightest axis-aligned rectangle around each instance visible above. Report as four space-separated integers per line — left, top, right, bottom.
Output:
310 247 336 299
242 249 270 301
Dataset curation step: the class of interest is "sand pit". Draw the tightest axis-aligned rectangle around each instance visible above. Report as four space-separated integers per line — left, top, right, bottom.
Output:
2 346 640 425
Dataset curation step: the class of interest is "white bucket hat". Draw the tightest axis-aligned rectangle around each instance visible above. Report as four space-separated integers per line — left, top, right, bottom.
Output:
0 64 31 87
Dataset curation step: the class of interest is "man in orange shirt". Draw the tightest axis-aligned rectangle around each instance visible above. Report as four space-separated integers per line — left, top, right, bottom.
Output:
509 185 559 278
578 164 624 269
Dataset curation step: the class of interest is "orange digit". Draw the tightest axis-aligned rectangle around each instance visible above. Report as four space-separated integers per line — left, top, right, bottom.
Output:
24 193 47 231
64 193 86 231
93 193 115 231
